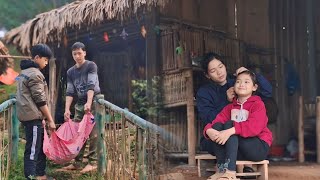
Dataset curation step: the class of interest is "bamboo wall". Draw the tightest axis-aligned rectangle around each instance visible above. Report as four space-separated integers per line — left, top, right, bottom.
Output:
159 0 320 152
159 25 243 152
268 0 320 145
48 0 320 155
94 52 131 109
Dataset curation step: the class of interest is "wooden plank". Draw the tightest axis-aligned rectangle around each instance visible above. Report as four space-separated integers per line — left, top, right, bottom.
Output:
236 172 261 176
298 96 305 162
186 69 196 166
317 96 320 163
236 160 269 165
0 55 31 59
48 58 56 119
195 154 216 160
257 163 268 180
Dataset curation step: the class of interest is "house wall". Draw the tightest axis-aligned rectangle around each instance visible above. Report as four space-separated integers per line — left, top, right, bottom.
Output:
160 0 228 33
158 0 320 152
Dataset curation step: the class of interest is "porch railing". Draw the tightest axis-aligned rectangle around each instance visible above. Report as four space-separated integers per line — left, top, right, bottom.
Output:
0 98 19 180
94 97 173 180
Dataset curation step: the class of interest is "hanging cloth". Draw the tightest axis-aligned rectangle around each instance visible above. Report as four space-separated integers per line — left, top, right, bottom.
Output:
43 113 95 164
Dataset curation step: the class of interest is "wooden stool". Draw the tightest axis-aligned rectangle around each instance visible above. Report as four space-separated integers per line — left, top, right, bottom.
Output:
195 154 269 180
195 154 216 177
236 160 269 180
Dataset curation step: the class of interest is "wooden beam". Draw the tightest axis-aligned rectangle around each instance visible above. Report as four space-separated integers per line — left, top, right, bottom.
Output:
48 58 57 119
298 96 304 163
185 69 196 166
0 55 31 59
316 96 320 163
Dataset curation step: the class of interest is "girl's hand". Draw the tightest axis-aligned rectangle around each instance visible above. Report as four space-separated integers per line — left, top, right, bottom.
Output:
215 128 235 145
206 128 220 142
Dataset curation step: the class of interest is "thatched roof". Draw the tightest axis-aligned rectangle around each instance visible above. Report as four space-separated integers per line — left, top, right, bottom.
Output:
4 0 170 54
0 40 14 75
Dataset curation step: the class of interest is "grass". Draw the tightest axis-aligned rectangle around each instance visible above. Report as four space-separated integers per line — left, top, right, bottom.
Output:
9 141 102 180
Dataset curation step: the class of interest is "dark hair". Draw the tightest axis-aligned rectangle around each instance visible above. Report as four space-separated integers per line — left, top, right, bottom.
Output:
201 52 223 73
31 44 53 59
237 70 257 85
71 42 86 51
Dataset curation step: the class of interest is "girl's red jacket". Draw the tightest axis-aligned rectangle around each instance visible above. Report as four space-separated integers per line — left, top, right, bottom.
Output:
203 95 273 146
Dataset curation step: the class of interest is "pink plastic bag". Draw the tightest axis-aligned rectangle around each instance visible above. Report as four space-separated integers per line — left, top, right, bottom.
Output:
43 113 96 164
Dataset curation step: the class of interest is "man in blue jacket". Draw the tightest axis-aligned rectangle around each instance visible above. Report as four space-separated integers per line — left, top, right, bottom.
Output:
196 52 272 172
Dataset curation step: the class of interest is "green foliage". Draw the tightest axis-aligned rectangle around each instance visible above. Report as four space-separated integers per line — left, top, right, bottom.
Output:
131 76 162 119
132 79 148 118
9 142 101 180
8 142 25 180
0 0 74 29
0 84 16 103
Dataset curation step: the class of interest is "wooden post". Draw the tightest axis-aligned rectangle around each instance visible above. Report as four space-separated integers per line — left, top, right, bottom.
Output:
138 128 147 180
95 96 107 175
298 96 304 162
316 96 320 163
185 69 196 166
11 97 19 164
48 58 57 119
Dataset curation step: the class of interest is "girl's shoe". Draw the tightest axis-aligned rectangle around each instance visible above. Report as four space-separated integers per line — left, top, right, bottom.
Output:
207 172 223 180
217 171 240 180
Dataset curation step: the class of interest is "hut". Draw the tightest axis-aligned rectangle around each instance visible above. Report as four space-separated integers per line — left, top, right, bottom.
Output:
4 0 320 165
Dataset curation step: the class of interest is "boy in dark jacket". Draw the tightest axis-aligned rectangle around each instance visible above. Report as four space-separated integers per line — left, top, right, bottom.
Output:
16 44 56 180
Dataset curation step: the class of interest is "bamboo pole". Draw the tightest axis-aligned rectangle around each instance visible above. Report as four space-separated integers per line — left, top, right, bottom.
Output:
316 96 320 163
0 55 31 59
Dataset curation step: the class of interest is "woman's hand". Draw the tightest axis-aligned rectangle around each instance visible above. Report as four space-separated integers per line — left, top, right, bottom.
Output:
226 87 235 102
215 127 236 145
235 67 248 75
206 128 220 142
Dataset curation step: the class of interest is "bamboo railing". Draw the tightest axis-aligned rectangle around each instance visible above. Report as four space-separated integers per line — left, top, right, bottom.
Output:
94 97 173 179
0 98 19 180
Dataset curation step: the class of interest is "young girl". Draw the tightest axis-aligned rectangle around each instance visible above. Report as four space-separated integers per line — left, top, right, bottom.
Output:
203 70 272 180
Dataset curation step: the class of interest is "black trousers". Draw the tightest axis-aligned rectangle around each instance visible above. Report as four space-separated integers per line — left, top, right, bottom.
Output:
208 121 269 171
22 120 46 179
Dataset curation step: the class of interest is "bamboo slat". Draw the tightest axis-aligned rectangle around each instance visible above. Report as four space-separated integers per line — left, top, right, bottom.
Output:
163 71 187 105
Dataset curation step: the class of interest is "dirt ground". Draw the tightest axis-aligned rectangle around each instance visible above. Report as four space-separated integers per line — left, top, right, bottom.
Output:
162 161 320 180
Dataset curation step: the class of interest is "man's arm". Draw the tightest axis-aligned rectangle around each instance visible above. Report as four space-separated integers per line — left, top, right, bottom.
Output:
65 69 75 120
84 62 99 113
39 105 56 130
27 75 56 130
84 90 94 113
64 96 73 120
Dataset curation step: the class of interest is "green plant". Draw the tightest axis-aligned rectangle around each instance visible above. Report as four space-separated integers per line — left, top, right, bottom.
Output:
131 76 162 120
0 84 16 103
